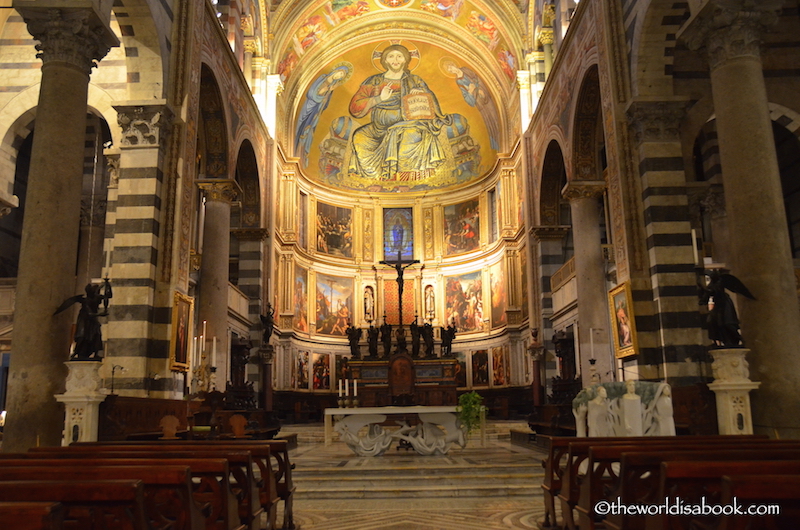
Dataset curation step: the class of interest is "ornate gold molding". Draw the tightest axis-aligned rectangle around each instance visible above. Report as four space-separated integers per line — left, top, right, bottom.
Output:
197 179 241 204
561 180 606 201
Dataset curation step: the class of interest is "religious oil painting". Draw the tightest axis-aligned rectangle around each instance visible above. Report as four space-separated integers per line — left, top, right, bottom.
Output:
316 201 353 258
491 345 506 387
383 207 413 261
293 265 308 332
520 246 529 320
609 282 638 359
312 353 330 390
315 273 354 336
455 350 468 388
489 260 507 328
472 349 489 386
170 292 193 372
444 199 480 256
336 356 351 385
444 271 483 333
296 351 310 390
295 40 500 193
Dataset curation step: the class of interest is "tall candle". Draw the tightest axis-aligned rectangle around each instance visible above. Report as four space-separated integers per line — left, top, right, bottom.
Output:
354 379 358 397
192 337 198 366
691 229 699 265
345 379 349 397
212 336 217 367
338 379 342 397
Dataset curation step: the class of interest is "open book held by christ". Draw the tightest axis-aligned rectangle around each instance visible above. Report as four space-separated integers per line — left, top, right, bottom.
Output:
402 93 437 120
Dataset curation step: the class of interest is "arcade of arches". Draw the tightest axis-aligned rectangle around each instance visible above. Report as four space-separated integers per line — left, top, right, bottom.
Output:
0 0 799 451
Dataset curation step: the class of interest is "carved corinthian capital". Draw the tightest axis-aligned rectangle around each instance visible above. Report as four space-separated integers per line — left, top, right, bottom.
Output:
197 180 241 205
679 0 784 71
114 104 174 148
16 8 118 75
561 180 606 201
627 99 691 144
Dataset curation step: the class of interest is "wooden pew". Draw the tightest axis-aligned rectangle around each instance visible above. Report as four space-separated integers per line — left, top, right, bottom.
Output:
74 439 294 530
582 444 800 530
554 437 776 530
643 460 800 530
719 474 800 530
0 480 147 530
0 458 244 530
0 502 64 530
0 465 206 530
537 435 766 529
27 448 266 530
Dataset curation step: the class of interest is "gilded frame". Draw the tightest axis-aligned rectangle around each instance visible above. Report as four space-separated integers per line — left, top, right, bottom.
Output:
170 291 194 372
608 282 638 359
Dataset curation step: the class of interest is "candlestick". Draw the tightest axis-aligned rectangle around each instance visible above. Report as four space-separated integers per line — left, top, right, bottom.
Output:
345 379 349 397
338 379 342 397
354 379 358 397
691 229 699 265
211 336 217 367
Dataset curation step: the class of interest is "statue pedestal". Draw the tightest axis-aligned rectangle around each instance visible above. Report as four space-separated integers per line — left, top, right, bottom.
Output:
707 348 760 435
54 360 108 445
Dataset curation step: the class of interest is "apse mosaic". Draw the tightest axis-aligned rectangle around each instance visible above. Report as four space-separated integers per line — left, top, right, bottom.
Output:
293 38 505 192
444 270 483 333
444 199 480 256
315 273 354 336
383 208 413 260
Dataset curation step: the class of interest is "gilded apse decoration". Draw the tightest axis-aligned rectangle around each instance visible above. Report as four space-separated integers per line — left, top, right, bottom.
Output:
444 199 480 256
297 40 495 192
315 273 354 336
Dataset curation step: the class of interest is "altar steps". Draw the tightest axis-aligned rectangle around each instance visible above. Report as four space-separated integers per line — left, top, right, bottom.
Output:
293 462 542 499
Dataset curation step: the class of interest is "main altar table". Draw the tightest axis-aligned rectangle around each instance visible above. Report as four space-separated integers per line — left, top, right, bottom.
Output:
323 405 486 448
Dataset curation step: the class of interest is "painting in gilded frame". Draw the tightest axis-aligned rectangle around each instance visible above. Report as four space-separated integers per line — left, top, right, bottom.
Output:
455 350 468 388
383 207 413 261
609 282 638 358
489 260 507 328
444 271 483 333
293 265 308 332
315 273 353 336
444 199 480 256
316 201 353 258
170 292 193 372
491 346 507 387
472 349 489 386
312 353 330 390
296 351 309 390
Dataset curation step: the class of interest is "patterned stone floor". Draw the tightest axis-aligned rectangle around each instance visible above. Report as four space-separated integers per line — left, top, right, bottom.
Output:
276 434 550 529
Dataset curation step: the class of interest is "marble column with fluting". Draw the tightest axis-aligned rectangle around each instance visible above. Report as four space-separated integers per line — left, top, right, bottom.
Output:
3 6 116 452
681 0 800 437
196 180 239 389
562 181 613 383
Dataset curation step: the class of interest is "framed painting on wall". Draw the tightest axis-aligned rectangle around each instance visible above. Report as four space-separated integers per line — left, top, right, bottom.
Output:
170 292 194 372
609 282 638 358
383 207 413 260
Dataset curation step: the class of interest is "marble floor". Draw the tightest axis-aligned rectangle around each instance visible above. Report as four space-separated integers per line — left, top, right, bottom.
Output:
277 430 551 530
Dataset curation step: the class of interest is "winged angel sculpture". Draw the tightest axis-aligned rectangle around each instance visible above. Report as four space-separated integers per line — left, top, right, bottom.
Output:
696 268 755 348
54 278 112 359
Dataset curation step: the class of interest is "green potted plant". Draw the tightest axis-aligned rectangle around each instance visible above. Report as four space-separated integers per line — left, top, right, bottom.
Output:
457 391 483 435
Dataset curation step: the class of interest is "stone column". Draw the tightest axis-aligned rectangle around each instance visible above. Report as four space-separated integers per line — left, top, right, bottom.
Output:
680 0 800 437
3 6 116 452
707 348 761 435
562 181 613 383
196 180 239 389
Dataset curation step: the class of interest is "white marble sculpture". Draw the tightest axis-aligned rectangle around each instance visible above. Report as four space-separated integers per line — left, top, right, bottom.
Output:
395 412 467 455
334 413 395 456
573 381 676 438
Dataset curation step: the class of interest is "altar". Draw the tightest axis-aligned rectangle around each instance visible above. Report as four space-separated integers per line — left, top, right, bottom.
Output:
324 405 486 456
348 354 458 407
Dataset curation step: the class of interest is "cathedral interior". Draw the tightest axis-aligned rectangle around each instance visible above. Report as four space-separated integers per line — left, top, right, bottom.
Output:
0 0 799 451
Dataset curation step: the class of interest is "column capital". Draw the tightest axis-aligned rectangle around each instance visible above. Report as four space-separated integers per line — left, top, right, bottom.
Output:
561 180 606 201
626 98 691 143
197 179 241 204
679 0 784 71
15 6 118 76
529 225 571 242
232 227 270 241
113 103 174 148
516 70 531 90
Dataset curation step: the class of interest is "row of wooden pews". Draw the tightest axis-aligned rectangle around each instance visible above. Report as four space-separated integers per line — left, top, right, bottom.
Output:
539 434 800 530
0 439 296 530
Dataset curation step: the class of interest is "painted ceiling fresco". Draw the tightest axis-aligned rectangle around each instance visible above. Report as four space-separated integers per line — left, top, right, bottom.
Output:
292 39 504 192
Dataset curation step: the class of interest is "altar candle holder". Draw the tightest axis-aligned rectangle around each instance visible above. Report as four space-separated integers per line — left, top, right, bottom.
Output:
352 397 359 408
337 397 345 408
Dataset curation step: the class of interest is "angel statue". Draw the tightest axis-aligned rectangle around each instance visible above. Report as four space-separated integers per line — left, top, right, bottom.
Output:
54 278 113 360
696 267 755 348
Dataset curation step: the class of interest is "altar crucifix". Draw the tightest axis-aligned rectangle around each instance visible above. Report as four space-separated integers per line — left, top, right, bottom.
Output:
379 251 420 333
